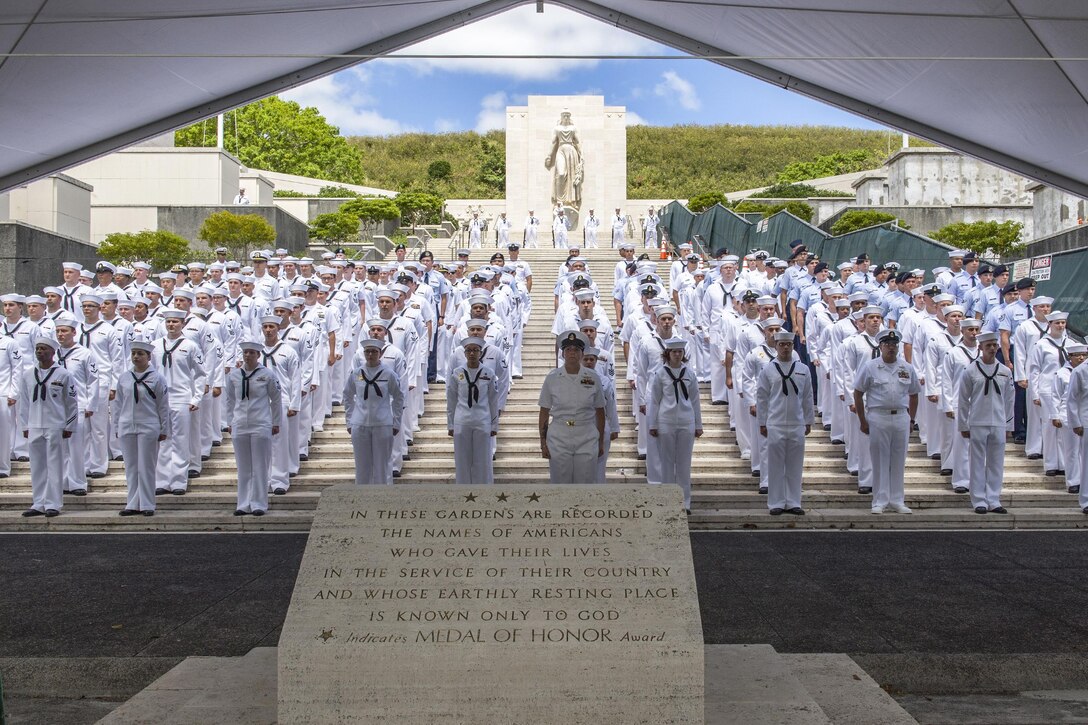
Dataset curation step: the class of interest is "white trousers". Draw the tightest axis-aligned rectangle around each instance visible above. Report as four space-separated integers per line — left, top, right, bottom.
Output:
1043 418 1064 472
28 427 65 512
849 412 873 486
829 386 846 443
968 425 1005 510
200 394 217 457
547 422 598 484
1074 431 1088 509
0 402 13 476
11 399 29 458
586 231 599 248
85 405 109 475
934 408 955 469
921 397 940 457
653 428 694 509
234 432 272 512
120 433 159 512
868 410 909 508
736 396 753 461
188 396 205 474
63 419 88 492
709 345 728 403
635 392 647 457
454 427 493 484
766 425 806 510
436 328 452 382
157 407 192 492
950 420 971 490
525 230 539 248
510 326 524 378
108 397 123 459
596 437 612 483
1060 426 1080 494
1026 382 1043 456
271 404 293 490
352 425 394 485
645 417 662 485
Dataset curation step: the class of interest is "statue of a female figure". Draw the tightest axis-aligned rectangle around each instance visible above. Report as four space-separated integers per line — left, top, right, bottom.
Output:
544 110 583 210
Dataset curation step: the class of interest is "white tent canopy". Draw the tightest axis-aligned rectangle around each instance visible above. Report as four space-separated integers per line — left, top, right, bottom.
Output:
3 0 1088 196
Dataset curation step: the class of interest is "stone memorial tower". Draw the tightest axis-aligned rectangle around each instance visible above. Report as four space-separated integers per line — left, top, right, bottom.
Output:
505 95 627 239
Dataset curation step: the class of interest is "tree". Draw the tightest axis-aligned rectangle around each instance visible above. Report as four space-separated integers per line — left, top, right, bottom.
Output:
750 181 853 199
830 210 909 236
930 220 1024 258
98 230 192 271
341 197 401 240
477 137 505 194
394 191 443 233
198 211 277 259
776 150 883 184
309 211 360 246
317 185 360 198
687 192 728 213
175 97 364 183
733 200 815 223
427 160 452 181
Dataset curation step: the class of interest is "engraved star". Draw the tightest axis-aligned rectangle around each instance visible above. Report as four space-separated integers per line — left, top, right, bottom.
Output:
464 492 477 502
496 492 509 502
319 628 334 642
526 492 541 502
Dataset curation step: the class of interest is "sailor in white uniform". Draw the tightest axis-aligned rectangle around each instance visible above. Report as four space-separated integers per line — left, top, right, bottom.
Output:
584 210 601 248
757 331 814 516
611 208 627 248
647 338 702 512
446 338 499 485
19 337 77 517
225 341 283 516
495 213 512 247
524 211 541 249
468 213 484 249
152 309 206 495
53 313 98 496
1065 344 1088 512
115 341 170 516
344 338 404 485
582 346 620 484
538 331 606 484
259 315 301 495
957 331 1015 514
553 211 570 249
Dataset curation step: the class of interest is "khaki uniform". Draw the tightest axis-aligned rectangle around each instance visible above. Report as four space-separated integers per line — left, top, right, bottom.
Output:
538 366 605 484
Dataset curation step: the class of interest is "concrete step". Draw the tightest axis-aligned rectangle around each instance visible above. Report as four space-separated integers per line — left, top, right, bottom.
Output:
687 507 1088 530
705 644 831 724
780 654 918 725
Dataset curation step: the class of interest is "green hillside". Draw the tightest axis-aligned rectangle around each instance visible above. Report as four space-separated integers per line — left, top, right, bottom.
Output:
348 124 915 199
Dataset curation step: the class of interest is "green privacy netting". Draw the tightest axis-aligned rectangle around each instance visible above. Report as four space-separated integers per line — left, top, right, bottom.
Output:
1011 246 1088 337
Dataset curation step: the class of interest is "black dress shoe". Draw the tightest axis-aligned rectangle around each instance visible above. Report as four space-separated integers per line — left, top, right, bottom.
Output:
21 509 44 517
786 507 805 515
273 488 287 495
392 470 402 478
142 511 154 517
16 456 28 462
751 470 760 477
299 454 309 462
187 470 199 478
407 439 415 446
71 489 86 496
1083 507 1088 515
1027 453 1043 460
831 439 845 445
1069 486 1081 494
849 471 858 477
990 506 1008 514
939 469 953 476
289 472 297 478
953 486 969 494
251 509 265 517
758 487 768 495
200 455 210 462
710 400 727 406
858 487 872 495
637 454 646 461
974 506 988 514
63 489 72 495
930 453 941 461
88 472 106 479
513 375 524 380
155 488 169 495
769 507 784 516
172 489 186 496
402 454 411 461
212 441 221 447
1046 469 1061 477
44 509 59 517
119 509 139 516
234 509 247 516
823 425 831 431
0 473 8 479
1013 436 1026 444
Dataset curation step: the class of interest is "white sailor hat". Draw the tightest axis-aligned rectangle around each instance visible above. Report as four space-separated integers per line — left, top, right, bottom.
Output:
298 257 315 265
558 330 589 350
0 293 25 304
62 262 83 271
944 305 966 316
773 260 788 269
933 266 950 275
755 295 777 306
359 338 384 351
260 314 282 325
834 299 851 309
648 297 668 308
910 287 925 297
1046 311 1069 322
115 266 134 276
1031 296 1055 307
24 295 45 305
53 312 78 328
189 307 209 318
466 318 489 329
574 289 595 301
663 338 687 351
468 293 493 306
286 296 305 307
722 255 740 264
239 341 263 353
960 318 982 328
619 242 635 251
157 271 177 281
207 262 224 272
271 299 293 312
932 294 955 304
288 284 308 294
187 262 206 271
34 337 60 351
654 305 678 317
162 309 186 320
760 317 785 329
98 291 119 302
80 293 102 306
976 332 999 344
210 287 228 297
1067 343 1088 355
117 298 136 309
678 243 693 250
577 318 599 330
851 310 865 321
145 284 163 295
242 275 256 283
132 296 150 306
773 331 795 343
173 289 195 301
79 269 94 280
861 305 884 316
583 346 601 357
129 341 154 354
877 329 902 344
819 281 838 291
947 249 967 258
375 289 398 301
460 337 485 350
277 248 290 256
43 286 63 297
456 249 471 257
847 292 869 303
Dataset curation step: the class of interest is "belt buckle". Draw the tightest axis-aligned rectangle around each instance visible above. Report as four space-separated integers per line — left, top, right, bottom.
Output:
566 420 576 426
889 409 898 415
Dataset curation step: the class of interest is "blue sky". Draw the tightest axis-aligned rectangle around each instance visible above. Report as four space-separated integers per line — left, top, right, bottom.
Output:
283 5 888 137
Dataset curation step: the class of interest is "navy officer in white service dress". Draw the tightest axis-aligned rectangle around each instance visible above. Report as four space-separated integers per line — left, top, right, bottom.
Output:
538 331 606 484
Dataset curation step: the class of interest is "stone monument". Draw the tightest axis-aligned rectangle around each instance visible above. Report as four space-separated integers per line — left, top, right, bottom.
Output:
279 484 703 723
506 96 627 240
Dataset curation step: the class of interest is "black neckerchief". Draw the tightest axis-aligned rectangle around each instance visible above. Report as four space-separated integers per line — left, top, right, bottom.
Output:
33 367 56 402
161 338 184 368
1045 337 1068 366
240 368 258 399
62 287 78 311
132 371 156 403
57 346 76 368
976 361 1002 396
263 343 282 368
862 335 879 359
465 367 483 408
775 360 800 396
79 320 104 348
4 320 23 336
665 366 689 401
361 367 383 400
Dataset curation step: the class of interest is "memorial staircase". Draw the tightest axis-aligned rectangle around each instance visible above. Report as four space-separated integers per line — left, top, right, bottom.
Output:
0 242 1082 531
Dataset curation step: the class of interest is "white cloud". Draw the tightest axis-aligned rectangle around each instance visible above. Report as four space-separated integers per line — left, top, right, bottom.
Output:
625 111 649 126
282 68 413 136
434 118 460 133
392 5 661 81
654 70 701 111
475 92 508 133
